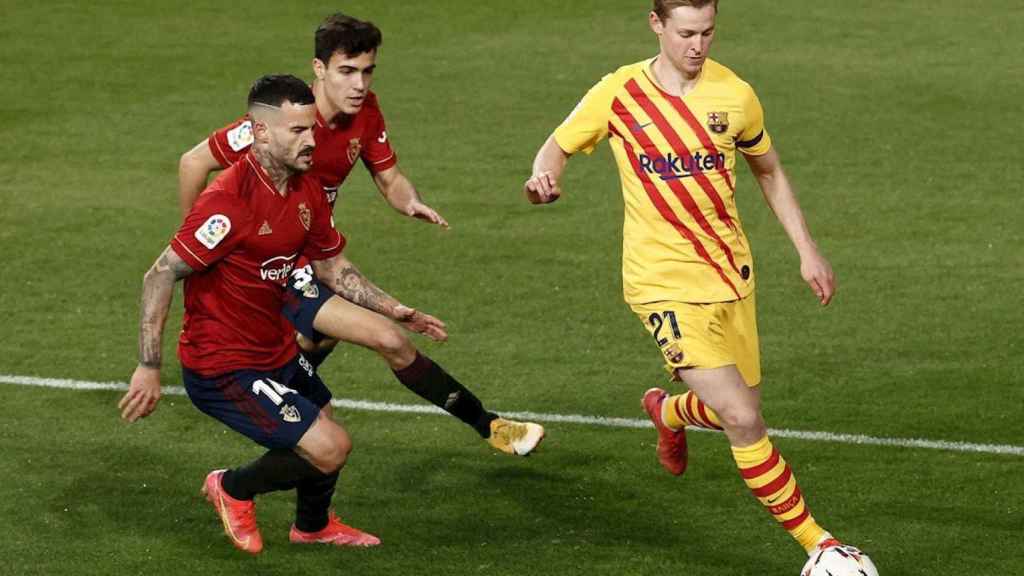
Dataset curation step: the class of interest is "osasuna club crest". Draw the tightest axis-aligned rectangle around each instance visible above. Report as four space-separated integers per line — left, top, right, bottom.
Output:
346 137 362 164
297 202 311 231
707 111 729 134
301 282 319 299
280 404 301 423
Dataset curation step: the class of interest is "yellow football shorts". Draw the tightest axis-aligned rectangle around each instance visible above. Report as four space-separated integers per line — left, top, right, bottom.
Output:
630 294 761 387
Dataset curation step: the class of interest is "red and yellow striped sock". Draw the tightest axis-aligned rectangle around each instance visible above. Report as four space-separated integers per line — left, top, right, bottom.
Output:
731 435 827 553
662 391 724 431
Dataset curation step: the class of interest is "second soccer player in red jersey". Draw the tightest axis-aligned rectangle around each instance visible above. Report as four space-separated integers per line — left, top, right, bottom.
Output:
178 13 544 456
120 75 457 552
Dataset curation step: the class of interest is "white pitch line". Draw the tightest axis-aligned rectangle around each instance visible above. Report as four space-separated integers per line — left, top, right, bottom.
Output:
3 373 1023 457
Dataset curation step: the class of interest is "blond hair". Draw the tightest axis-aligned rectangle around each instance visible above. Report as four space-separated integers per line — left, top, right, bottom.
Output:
652 0 719 21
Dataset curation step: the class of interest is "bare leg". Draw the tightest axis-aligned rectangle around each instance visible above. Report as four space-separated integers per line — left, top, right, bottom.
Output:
676 365 765 447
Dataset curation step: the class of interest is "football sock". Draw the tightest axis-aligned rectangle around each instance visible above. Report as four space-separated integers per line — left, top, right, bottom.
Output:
731 435 827 553
294 470 340 533
392 352 498 438
662 391 723 431
221 448 324 501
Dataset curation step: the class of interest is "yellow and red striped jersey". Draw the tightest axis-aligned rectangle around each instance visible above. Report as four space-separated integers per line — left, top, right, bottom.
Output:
554 57 772 304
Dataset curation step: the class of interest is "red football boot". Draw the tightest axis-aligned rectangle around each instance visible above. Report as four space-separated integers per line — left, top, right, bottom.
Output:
201 469 263 554
289 513 381 547
642 388 688 476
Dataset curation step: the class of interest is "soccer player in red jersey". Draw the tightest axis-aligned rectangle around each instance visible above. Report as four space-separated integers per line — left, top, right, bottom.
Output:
177 13 544 456
119 75 449 553
523 0 866 568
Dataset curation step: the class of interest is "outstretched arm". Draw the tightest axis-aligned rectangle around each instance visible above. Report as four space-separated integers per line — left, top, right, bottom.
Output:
372 165 449 228
744 148 836 305
119 247 193 421
311 254 447 341
524 134 571 204
178 139 223 216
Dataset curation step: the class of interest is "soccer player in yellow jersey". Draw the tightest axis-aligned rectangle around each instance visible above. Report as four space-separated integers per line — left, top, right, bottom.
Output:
523 0 857 564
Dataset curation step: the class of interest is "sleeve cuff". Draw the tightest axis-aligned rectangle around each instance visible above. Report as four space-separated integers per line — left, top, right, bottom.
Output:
171 236 208 271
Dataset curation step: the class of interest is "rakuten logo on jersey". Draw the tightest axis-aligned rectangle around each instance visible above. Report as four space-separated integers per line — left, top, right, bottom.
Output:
260 254 298 285
638 151 726 181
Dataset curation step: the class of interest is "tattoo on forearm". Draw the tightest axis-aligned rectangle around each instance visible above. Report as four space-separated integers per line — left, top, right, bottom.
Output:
154 248 193 280
138 247 190 367
333 265 393 315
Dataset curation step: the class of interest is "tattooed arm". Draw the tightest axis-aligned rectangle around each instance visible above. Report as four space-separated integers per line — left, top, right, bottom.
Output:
119 246 194 422
312 254 448 341
313 254 400 318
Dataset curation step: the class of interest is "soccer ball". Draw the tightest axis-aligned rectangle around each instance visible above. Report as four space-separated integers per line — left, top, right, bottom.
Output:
801 544 879 576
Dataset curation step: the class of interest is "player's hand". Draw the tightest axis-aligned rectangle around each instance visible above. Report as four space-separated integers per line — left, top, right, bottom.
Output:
405 199 449 229
393 304 448 342
524 171 561 204
119 365 162 422
799 248 836 306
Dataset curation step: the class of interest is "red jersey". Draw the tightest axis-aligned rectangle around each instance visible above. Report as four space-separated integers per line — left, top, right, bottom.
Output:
171 154 346 377
208 91 398 206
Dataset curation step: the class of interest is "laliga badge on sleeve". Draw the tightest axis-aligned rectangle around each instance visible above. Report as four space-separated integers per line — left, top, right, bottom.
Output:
227 121 254 152
195 214 231 249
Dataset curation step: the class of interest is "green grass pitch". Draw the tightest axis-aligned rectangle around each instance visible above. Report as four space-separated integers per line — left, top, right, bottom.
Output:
1 1 1021 575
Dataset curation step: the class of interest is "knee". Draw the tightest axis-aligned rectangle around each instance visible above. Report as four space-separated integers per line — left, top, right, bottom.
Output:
311 428 352 474
372 326 416 367
719 406 765 438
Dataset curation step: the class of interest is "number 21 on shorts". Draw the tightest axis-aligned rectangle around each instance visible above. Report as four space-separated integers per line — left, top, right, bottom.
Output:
648 311 681 346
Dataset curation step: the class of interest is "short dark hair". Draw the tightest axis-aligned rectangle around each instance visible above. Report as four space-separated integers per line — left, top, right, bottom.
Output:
247 74 315 109
314 13 382 62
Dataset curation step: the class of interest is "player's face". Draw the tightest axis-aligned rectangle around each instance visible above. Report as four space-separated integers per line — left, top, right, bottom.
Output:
266 102 317 172
650 5 717 78
314 50 377 115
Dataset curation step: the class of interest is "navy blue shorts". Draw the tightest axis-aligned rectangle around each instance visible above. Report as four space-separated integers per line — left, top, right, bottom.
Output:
281 264 334 343
183 354 332 450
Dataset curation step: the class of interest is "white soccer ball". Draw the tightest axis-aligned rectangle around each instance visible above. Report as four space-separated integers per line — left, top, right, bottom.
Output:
801 544 879 576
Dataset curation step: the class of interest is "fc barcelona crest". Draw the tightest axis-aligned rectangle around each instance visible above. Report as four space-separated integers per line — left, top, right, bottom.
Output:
663 343 685 364
298 202 311 231
346 137 362 164
707 111 729 134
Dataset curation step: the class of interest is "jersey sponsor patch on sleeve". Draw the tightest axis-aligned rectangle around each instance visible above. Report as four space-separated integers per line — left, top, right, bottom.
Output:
226 121 254 152
194 214 232 249
377 130 387 143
